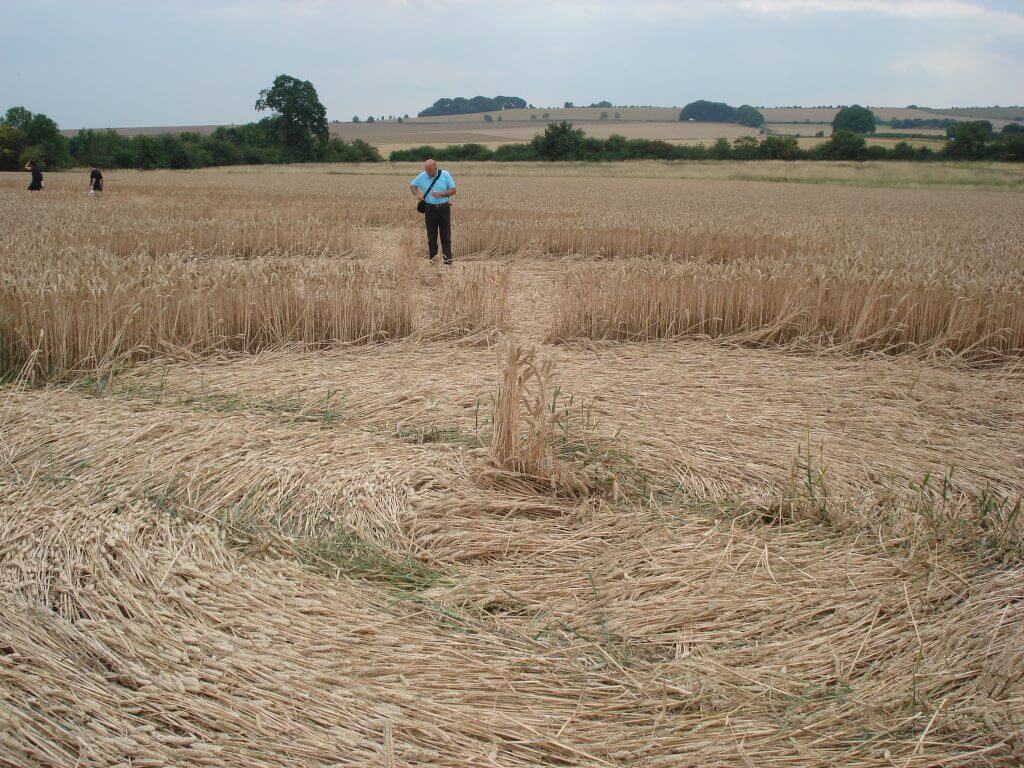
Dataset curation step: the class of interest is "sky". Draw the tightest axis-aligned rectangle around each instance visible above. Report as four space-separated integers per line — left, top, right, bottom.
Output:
2 0 1022 128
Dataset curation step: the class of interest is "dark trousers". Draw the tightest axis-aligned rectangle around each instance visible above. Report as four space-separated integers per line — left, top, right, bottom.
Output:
424 203 452 264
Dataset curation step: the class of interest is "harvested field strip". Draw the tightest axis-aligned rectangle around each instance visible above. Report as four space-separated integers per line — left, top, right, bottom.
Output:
551 261 1024 362
2 380 1022 766
96 335 1024 544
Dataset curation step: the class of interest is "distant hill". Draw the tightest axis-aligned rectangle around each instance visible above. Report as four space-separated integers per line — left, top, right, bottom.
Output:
57 106 1021 150
59 124 223 138
65 106 1023 138
759 106 1018 128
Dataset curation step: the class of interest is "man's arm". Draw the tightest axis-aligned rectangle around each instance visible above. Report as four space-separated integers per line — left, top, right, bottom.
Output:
410 184 424 200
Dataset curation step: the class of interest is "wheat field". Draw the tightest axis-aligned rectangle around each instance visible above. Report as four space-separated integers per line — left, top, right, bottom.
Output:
2 162 1023 767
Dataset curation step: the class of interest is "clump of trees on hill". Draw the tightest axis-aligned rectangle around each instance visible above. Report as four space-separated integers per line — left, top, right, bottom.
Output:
418 96 526 117
832 105 876 134
0 75 381 171
679 100 765 128
390 120 1024 163
679 100 734 122
736 105 765 128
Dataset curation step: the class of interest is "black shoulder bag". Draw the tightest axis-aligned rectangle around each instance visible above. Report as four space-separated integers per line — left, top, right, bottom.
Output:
416 170 444 214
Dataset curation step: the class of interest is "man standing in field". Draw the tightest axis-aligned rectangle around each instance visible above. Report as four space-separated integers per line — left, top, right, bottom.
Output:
409 159 456 265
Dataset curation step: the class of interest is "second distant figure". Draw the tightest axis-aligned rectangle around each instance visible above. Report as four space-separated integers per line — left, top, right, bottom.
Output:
89 167 104 195
409 159 456 265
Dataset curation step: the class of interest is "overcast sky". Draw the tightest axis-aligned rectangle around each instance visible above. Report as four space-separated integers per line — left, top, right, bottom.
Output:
2 0 1022 128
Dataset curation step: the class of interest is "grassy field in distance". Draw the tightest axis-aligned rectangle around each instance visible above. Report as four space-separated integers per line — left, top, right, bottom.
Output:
178 159 1023 188
921 105 1024 120
328 119 757 148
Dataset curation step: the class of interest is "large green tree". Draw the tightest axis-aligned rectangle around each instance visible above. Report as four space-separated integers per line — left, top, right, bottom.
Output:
758 135 800 159
2 106 34 132
0 125 23 170
1 107 72 168
255 74 329 158
736 104 765 128
68 129 132 167
814 129 867 160
832 105 877 134
999 134 1024 161
530 121 585 160
943 121 995 159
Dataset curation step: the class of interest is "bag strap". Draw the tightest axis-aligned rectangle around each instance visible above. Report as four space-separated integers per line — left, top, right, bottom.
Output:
423 169 444 199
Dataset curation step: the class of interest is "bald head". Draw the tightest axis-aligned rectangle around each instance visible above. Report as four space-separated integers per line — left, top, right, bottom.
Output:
424 158 437 176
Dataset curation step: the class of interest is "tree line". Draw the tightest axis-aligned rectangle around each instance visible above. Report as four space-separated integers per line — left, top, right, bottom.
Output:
888 118 959 130
390 120 1024 163
1 75 381 171
5 84 1023 171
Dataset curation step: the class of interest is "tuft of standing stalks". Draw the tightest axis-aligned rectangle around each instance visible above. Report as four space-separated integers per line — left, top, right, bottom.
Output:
490 340 529 472
489 340 592 495
489 340 563 482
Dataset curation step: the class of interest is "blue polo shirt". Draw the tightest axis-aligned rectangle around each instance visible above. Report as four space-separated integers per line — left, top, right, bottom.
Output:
411 169 455 205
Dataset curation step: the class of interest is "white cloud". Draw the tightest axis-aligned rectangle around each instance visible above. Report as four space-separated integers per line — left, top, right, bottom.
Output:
199 0 1024 30
734 0 991 17
537 0 1024 30
733 0 1024 44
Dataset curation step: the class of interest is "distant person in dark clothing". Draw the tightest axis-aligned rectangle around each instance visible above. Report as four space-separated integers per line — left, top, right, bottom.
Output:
25 160 43 191
89 167 104 195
